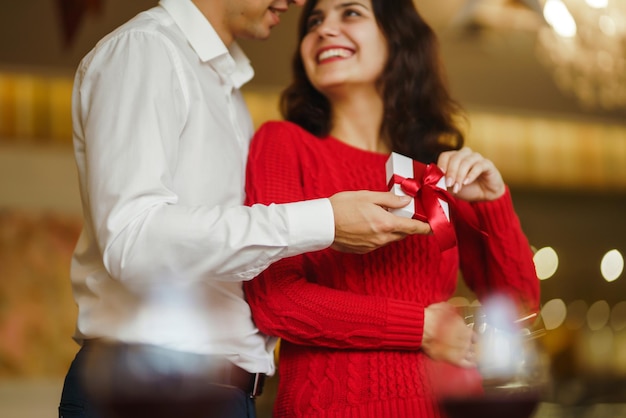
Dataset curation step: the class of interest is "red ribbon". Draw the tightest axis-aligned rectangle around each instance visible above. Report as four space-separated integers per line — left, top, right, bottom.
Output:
388 162 457 251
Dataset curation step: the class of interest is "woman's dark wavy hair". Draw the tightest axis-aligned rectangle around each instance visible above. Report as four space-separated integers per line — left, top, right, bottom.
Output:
280 0 465 163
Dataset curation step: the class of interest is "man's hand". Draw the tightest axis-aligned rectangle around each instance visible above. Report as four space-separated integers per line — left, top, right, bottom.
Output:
422 302 476 368
329 190 431 254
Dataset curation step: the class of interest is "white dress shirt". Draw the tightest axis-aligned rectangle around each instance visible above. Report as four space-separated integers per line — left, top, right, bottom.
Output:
70 0 334 375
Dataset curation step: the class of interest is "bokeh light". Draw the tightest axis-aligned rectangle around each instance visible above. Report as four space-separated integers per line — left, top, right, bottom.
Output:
543 0 577 38
533 246 559 280
610 301 626 331
542 298 567 330
585 0 609 9
600 249 624 283
587 300 611 331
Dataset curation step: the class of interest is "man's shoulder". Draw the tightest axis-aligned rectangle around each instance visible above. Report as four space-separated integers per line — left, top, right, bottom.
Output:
77 7 181 73
82 7 170 54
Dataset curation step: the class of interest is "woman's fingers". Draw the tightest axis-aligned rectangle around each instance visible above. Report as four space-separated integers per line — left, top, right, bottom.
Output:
437 147 505 201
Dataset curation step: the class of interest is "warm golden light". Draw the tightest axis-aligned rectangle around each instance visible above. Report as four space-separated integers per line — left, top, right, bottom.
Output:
537 0 626 109
587 300 611 331
610 301 626 331
543 0 577 37
587 326 614 368
541 298 567 330
585 0 608 9
598 15 617 36
533 246 559 280
601 249 624 282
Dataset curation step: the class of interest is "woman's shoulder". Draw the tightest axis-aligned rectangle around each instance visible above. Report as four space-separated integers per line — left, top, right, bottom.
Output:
250 121 324 158
254 120 315 141
249 121 318 160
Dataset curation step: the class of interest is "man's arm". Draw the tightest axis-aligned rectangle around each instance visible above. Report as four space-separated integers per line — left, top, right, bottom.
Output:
74 32 336 286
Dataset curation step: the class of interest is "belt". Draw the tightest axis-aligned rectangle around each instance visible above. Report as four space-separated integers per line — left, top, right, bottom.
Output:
215 361 266 398
81 339 266 398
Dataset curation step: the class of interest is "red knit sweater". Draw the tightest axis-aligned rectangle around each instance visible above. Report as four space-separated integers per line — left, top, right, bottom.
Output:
244 121 540 418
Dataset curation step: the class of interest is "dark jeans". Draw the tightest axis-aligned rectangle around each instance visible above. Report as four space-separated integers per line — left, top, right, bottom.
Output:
59 342 257 418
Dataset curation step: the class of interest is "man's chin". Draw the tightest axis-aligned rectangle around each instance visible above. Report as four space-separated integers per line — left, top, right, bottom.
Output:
238 27 273 41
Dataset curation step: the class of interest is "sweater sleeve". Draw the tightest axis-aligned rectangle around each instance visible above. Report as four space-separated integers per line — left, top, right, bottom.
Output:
244 122 424 350
455 187 541 316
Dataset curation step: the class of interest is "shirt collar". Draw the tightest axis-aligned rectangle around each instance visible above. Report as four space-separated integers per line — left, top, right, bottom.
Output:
159 0 254 88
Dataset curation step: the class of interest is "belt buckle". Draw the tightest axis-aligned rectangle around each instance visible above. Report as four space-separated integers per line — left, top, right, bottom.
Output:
250 373 265 398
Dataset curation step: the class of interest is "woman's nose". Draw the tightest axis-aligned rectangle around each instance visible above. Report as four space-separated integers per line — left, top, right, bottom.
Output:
316 19 340 37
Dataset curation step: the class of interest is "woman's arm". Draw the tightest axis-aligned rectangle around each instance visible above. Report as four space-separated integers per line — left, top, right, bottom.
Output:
456 190 541 315
244 122 424 350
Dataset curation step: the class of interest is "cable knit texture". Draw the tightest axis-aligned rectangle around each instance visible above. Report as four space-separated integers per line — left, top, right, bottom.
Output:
244 121 540 418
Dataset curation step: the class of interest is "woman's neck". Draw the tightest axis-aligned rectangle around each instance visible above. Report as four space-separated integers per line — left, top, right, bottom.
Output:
328 89 390 154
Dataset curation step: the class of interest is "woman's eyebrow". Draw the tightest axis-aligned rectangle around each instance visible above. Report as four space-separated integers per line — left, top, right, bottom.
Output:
309 1 370 19
336 2 370 11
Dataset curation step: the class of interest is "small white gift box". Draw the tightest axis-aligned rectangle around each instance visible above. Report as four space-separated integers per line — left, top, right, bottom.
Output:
385 152 450 222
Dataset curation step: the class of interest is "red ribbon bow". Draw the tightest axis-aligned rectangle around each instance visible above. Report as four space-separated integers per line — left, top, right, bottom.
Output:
388 162 457 251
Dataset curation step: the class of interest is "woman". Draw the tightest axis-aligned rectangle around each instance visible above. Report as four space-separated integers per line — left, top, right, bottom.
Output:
243 0 540 417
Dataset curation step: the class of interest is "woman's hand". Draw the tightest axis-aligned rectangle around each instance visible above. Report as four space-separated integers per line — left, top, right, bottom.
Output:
422 302 476 368
437 147 506 201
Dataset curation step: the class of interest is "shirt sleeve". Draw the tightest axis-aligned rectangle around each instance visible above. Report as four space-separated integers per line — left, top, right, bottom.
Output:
244 123 424 350
73 31 334 286
456 188 541 316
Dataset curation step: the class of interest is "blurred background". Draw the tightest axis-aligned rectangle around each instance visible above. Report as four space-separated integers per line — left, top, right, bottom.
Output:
0 0 625 417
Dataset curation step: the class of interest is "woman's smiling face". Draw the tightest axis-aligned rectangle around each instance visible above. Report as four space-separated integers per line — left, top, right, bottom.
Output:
299 0 388 95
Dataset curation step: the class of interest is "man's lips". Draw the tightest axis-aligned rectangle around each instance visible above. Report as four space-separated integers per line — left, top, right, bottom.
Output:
268 7 285 25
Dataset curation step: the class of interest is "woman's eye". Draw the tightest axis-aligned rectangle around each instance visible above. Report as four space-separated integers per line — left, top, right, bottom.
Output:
344 9 361 18
306 16 323 30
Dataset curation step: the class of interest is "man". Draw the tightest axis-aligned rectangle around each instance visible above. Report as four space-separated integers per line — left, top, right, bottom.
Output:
58 1 430 417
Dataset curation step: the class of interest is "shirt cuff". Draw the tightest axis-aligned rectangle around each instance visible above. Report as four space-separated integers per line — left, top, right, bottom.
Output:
283 198 334 256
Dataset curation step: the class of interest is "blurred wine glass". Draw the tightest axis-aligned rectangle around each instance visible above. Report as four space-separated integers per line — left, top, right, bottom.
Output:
439 295 550 418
